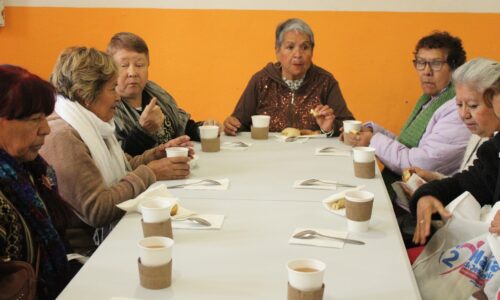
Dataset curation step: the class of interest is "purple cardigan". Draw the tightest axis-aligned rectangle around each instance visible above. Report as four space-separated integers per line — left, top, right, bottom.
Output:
366 99 471 176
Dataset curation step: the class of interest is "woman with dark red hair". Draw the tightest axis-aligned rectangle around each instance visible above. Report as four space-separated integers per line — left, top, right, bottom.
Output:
0 65 72 299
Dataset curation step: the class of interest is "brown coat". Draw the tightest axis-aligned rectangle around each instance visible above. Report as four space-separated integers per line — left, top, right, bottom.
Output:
232 63 354 135
40 113 156 252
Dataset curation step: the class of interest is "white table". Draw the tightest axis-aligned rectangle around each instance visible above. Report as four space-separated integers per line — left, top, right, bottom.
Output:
58 133 421 300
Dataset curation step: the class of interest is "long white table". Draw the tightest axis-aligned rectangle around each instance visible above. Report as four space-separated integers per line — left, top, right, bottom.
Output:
58 133 421 300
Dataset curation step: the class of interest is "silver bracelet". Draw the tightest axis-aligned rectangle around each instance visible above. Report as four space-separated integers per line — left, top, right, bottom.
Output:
320 127 335 137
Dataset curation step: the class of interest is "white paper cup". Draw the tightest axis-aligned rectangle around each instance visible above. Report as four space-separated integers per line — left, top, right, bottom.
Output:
287 259 326 292
345 191 374 232
251 115 271 128
138 236 174 267
352 147 376 163
199 125 219 139
343 120 362 133
139 198 173 223
165 147 188 158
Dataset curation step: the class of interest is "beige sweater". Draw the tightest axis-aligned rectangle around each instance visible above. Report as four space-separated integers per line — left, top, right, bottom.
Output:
40 113 157 252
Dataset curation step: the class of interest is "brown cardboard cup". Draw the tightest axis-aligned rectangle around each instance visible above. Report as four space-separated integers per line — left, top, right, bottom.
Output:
251 126 269 140
287 282 325 300
201 137 220 152
141 218 173 238
345 199 374 222
353 161 375 178
138 258 172 289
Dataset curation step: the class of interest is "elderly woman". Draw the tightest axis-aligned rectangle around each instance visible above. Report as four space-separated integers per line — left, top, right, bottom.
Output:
346 31 471 198
223 18 354 136
41 47 190 253
0 65 71 299
107 32 204 156
410 58 500 245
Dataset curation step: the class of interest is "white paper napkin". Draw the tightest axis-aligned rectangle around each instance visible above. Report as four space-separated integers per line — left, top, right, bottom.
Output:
321 185 365 217
288 228 348 248
172 178 229 190
314 147 351 156
220 141 252 150
116 185 173 213
293 179 338 190
172 214 225 230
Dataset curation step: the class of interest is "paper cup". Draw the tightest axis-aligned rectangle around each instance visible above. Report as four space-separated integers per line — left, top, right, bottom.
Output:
199 125 219 139
287 259 326 292
345 191 374 232
251 115 270 128
138 236 174 267
139 198 173 223
352 147 376 178
165 147 188 158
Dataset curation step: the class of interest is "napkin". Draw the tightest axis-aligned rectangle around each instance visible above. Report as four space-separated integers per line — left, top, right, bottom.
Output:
293 179 337 190
288 228 348 248
172 214 225 230
314 147 351 156
172 178 230 190
321 186 365 217
116 185 173 213
220 141 252 150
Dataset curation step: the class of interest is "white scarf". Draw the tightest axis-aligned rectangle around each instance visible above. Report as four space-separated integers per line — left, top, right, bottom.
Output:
55 95 128 187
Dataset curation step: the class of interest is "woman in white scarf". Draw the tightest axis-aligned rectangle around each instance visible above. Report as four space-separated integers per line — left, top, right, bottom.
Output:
41 47 191 254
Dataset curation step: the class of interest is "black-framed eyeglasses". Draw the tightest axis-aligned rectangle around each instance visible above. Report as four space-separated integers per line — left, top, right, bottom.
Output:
412 59 447 71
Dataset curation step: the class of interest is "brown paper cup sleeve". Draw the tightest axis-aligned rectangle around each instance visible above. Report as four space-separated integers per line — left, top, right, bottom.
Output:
287 282 325 300
201 137 220 152
345 199 373 222
251 126 269 140
138 258 172 289
353 161 375 179
141 218 173 239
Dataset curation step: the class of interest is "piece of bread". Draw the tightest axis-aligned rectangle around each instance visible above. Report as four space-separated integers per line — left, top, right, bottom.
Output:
309 109 319 117
330 198 346 210
170 203 179 216
281 127 301 138
349 129 359 135
402 170 412 183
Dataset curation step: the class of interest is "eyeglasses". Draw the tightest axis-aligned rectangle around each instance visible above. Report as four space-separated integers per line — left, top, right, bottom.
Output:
412 59 448 71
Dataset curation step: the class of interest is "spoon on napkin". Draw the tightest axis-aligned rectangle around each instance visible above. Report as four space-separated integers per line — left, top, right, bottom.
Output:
293 229 365 245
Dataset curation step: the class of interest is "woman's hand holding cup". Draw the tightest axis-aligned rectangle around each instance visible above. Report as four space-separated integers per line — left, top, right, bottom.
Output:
147 157 190 180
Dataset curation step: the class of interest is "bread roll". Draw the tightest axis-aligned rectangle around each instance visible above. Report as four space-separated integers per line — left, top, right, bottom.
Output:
170 203 179 216
402 170 411 183
330 198 346 210
281 127 301 138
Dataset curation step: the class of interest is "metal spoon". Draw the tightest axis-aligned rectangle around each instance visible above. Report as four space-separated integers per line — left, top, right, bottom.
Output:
293 229 365 245
300 179 357 188
186 216 211 226
166 179 221 189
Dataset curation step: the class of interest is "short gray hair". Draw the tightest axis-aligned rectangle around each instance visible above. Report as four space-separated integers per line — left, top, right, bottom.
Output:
453 58 500 93
275 18 315 50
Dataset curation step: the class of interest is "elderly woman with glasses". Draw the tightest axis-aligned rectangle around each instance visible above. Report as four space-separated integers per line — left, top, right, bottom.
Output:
223 18 354 137
41 47 191 254
345 31 471 198
410 63 500 245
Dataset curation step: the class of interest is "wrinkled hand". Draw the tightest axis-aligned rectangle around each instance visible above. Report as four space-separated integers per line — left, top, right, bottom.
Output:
139 97 165 134
223 116 241 136
154 135 194 159
489 211 500 234
406 166 441 182
413 196 452 245
147 157 190 180
312 105 334 133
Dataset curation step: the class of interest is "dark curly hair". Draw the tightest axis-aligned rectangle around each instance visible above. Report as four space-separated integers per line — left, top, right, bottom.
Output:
414 31 467 70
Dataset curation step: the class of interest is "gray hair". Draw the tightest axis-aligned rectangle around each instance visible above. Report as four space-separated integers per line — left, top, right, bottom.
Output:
453 58 500 93
275 18 315 50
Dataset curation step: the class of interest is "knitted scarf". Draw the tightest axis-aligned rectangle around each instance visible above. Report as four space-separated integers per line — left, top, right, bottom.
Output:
398 85 456 148
0 150 68 299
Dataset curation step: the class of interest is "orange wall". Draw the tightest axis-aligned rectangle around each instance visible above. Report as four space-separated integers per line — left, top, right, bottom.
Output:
0 7 499 133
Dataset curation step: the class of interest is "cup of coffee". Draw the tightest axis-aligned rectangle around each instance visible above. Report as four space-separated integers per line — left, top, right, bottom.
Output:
251 115 271 140
343 120 362 145
199 125 220 152
352 146 376 179
137 236 174 289
345 190 374 232
139 198 174 238
287 259 326 292
165 147 188 158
